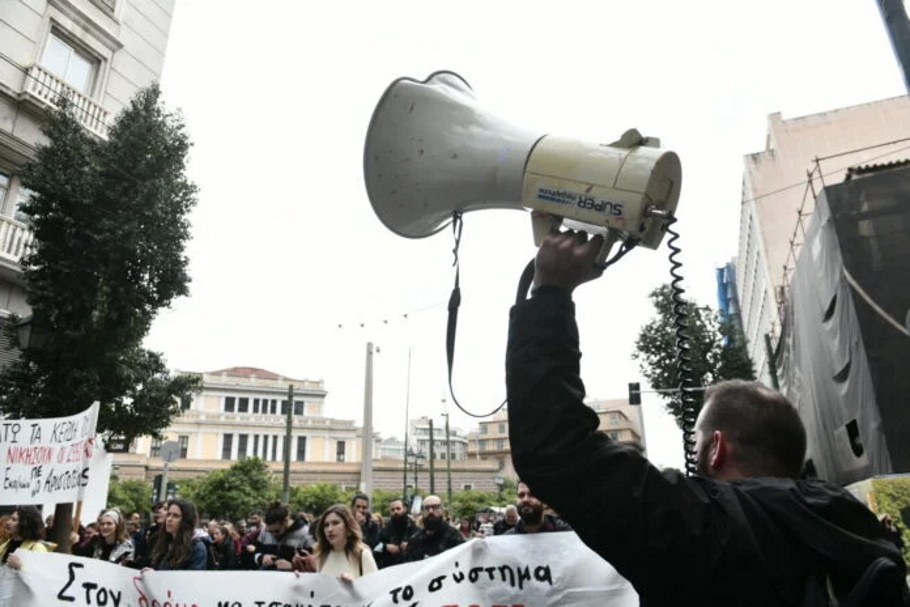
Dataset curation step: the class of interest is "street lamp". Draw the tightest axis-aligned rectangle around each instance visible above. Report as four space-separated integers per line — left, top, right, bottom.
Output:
15 314 50 351
494 472 504 506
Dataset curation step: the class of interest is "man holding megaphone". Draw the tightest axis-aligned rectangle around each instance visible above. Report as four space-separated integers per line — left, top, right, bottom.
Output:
505 216 908 606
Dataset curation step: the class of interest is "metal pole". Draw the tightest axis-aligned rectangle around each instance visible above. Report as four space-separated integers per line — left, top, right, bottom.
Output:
361 342 375 498
403 348 411 499
444 412 452 511
282 383 294 503
158 461 170 504
877 0 910 92
428 418 435 494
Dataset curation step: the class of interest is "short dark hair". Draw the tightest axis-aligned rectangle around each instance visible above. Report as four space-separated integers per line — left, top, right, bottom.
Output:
351 492 369 506
264 501 290 525
701 380 806 479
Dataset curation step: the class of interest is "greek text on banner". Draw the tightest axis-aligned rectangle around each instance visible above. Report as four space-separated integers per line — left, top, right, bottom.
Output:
1 532 638 606
0 402 100 506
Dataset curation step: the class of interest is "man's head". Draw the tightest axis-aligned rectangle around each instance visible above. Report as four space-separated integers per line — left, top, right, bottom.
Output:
504 505 518 525
516 482 544 526
421 495 445 532
351 492 370 517
695 380 806 480
248 510 262 529
389 498 408 523
264 501 292 538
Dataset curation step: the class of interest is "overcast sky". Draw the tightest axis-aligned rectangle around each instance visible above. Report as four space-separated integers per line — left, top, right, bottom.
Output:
145 1 906 470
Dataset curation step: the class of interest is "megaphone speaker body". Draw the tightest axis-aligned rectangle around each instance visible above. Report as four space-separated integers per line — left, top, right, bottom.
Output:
365 71 681 250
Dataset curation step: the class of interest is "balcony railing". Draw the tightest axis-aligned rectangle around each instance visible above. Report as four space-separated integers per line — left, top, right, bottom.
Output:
0 215 34 265
23 64 109 139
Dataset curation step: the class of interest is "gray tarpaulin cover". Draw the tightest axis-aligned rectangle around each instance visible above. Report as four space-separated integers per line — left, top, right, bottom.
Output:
777 167 910 486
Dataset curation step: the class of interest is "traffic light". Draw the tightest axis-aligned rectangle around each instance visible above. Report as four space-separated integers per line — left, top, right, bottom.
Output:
628 382 641 405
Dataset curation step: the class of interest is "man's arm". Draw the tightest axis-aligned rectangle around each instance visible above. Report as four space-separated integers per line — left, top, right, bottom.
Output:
507 225 722 599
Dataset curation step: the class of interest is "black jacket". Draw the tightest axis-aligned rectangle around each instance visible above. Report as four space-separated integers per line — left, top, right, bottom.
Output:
378 516 418 568
507 288 908 606
403 523 464 562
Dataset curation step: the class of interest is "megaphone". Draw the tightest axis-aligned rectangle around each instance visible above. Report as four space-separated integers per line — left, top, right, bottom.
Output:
364 71 681 256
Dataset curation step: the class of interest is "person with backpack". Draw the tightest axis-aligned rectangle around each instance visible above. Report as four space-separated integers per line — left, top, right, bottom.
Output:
506 222 909 606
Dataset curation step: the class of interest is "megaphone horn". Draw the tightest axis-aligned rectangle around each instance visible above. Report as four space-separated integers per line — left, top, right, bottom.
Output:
364 71 681 252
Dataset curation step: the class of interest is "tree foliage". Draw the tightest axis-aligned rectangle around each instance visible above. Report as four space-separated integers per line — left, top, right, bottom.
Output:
289 483 346 518
0 86 200 442
106 478 153 519
450 490 500 520
632 284 755 430
872 477 910 566
184 458 279 522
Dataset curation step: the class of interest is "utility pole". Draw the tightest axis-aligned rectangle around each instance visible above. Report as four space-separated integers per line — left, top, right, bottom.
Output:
878 0 910 92
403 348 411 499
361 342 376 499
443 411 452 510
282 383 294 503
428 418 435 494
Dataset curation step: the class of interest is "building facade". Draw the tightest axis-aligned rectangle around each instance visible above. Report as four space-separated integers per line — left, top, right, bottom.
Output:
113 367 503 493
0 0 176 367
467 399 643 478
735 96 910 383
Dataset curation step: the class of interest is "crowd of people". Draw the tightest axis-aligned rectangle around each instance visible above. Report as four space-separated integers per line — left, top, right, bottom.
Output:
0 484 573 581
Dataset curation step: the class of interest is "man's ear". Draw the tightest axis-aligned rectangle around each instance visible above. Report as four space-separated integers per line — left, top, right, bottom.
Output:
709 430 728 471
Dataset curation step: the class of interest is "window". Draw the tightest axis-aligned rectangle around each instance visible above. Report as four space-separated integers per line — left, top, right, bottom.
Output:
480 439 487 450
336 441 345 463
238 434 248 460
462 483 474 490
498 423 506 434
224 397 235 412
14 187 33 224
0 172 9 209
296 436 306 462
180 394 192 411
270 399 277 415
271 436 278 461
222 434 233 460
480 425 488 434
496 439 504 450
280 400 289 415
178 435 189 458
294 401 304 416
150 438 161 458
41 32 97 95
252 398 260 414
238 398 249 413
252 435 259 457
261 436 269 460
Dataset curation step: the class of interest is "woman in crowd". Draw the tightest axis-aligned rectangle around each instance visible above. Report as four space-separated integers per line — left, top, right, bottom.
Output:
457 517 473 540
145 498 207 571
74 509 134 565
310 504 377 580
211 523 236 570
1 506 48 569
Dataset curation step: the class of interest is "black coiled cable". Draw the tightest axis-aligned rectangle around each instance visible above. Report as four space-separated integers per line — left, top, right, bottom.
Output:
666 218 699 476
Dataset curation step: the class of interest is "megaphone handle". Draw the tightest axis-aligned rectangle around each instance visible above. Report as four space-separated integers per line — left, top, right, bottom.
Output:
531 212 562 246
595 232 620 267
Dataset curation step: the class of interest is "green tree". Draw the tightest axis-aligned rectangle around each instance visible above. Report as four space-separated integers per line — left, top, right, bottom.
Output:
450 490 499 520
872 477 910 566
0 86 200 550
0 86 200 443
106 478 153 518
632 284 755 430
290 483 346 517
188 458 279 522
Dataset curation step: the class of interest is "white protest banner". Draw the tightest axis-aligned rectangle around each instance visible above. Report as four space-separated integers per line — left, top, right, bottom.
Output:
0 402 100 505
43 437 113 523
3 532 638 606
